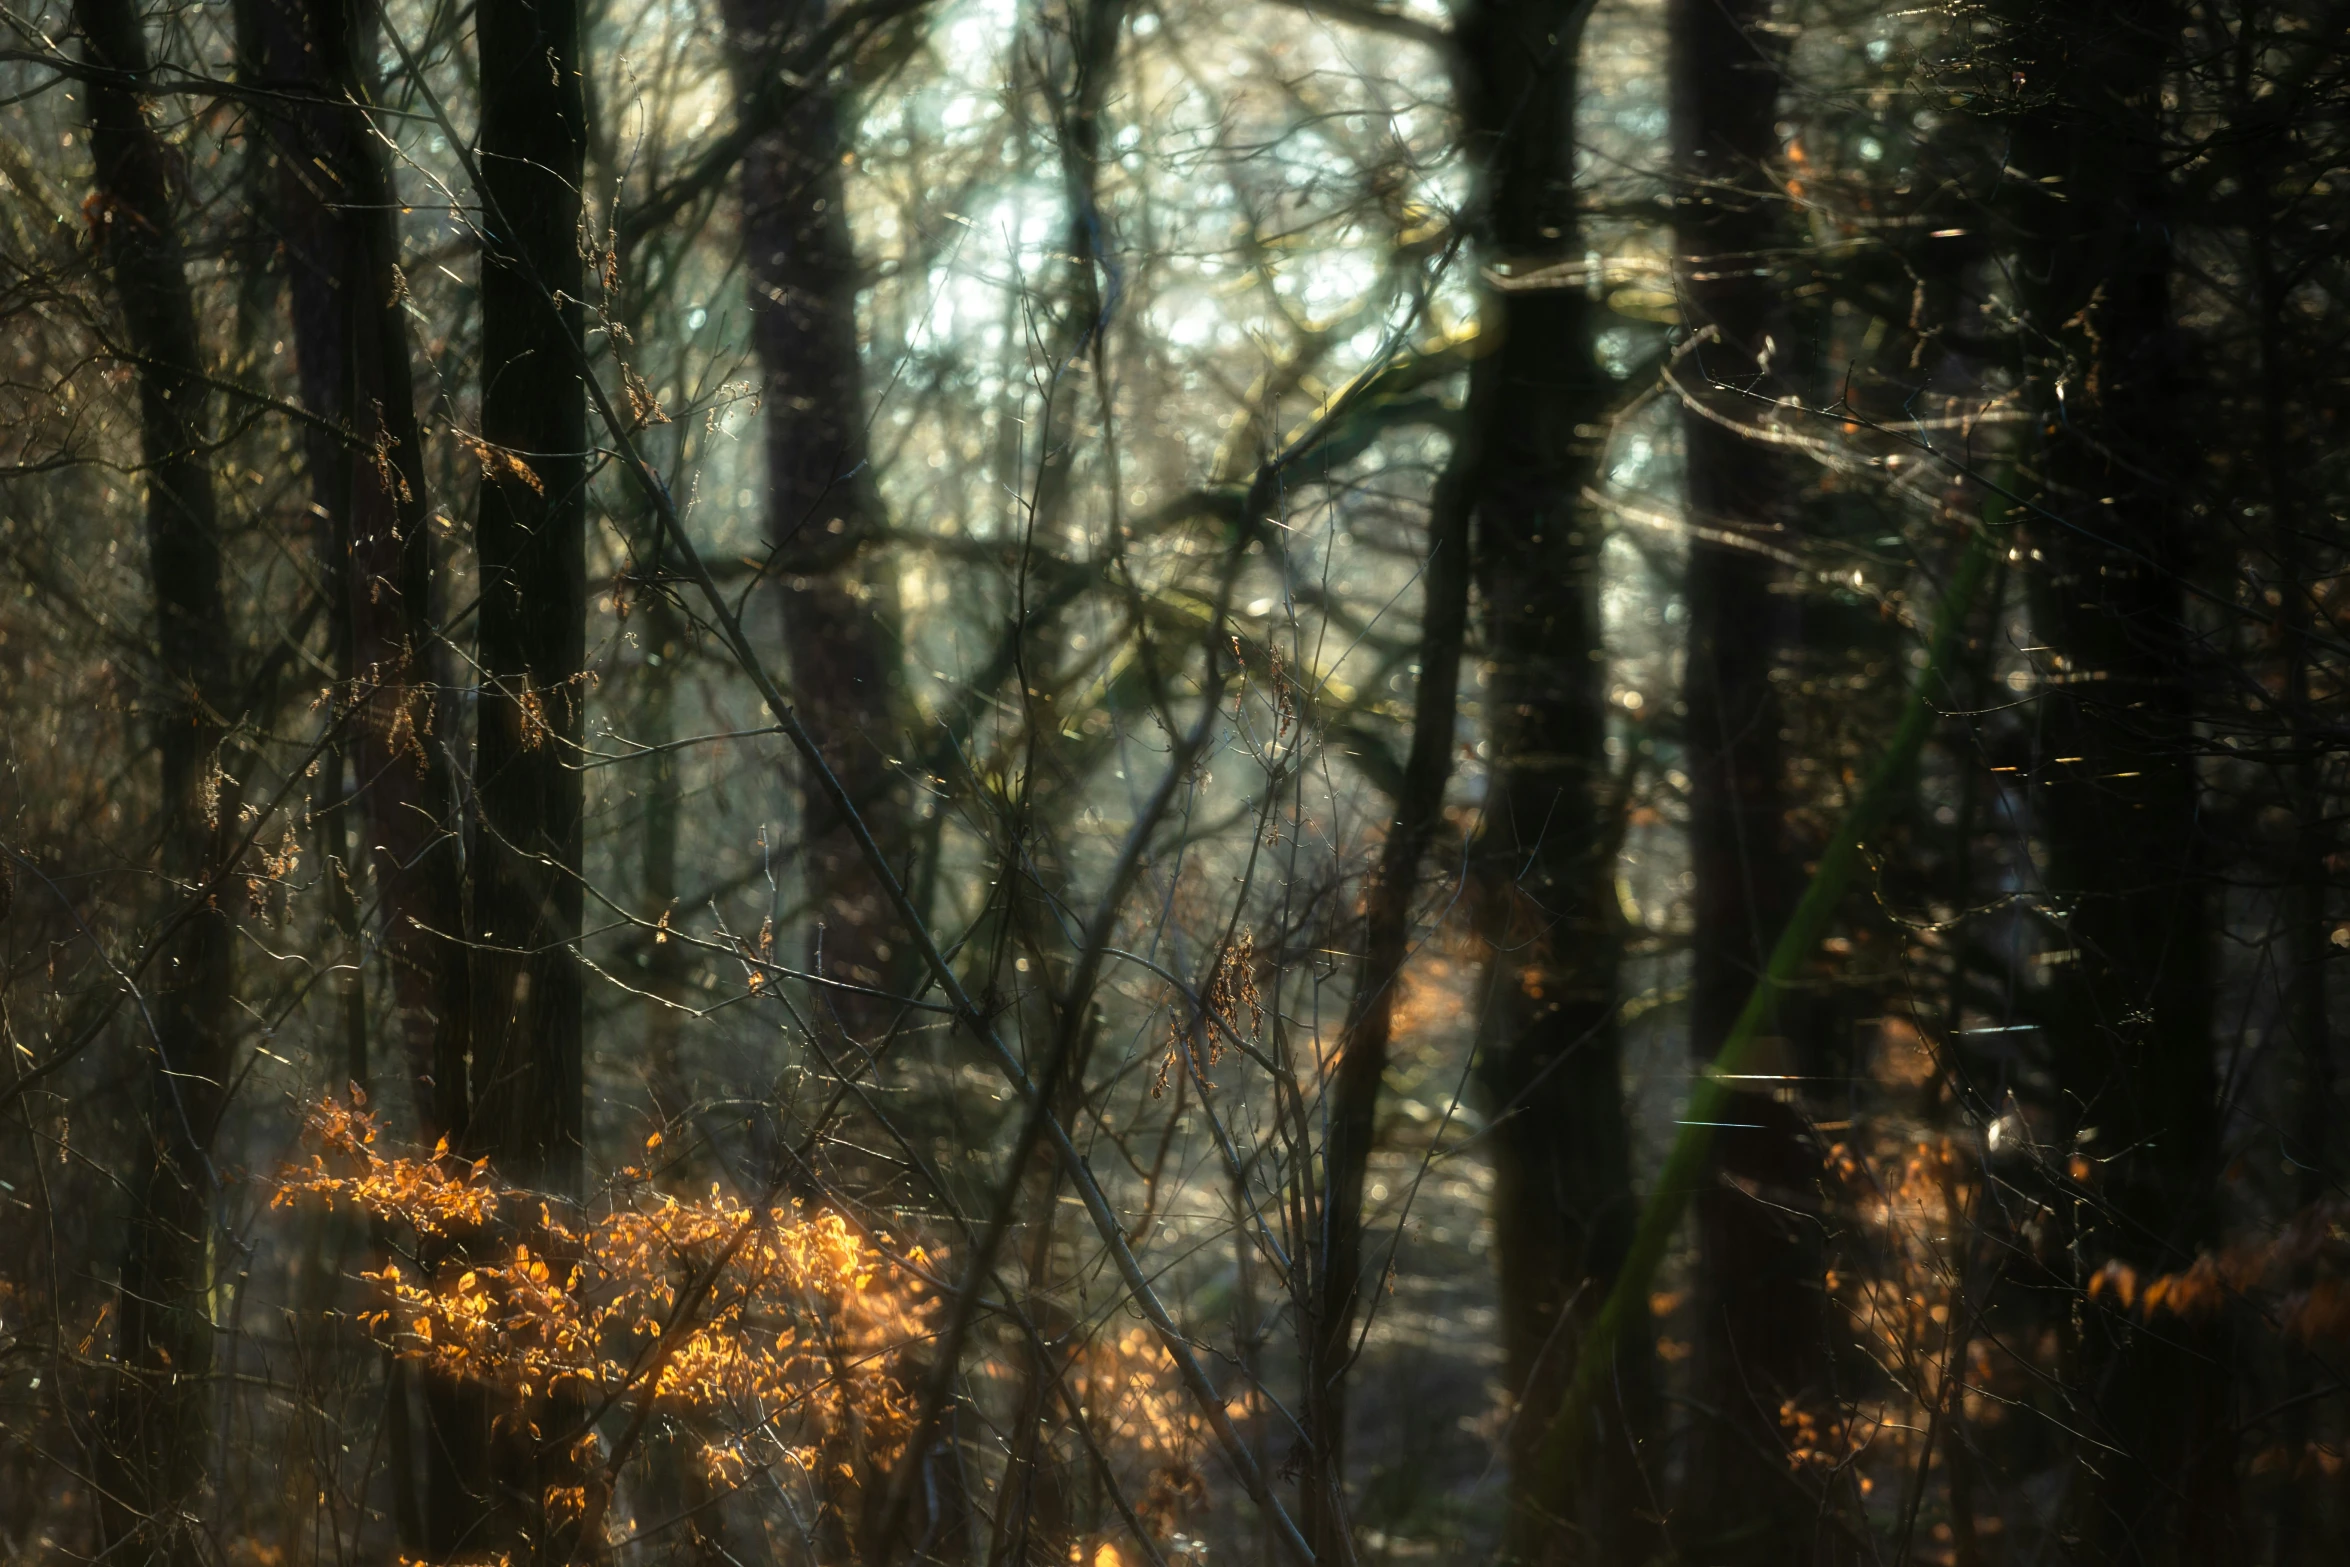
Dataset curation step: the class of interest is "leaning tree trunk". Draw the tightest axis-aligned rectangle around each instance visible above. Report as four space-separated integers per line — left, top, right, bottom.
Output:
1303 375 1475 1563
1454 1 1654 1561
1999 4 2234 1560
457 0 589 1554
1664 2 1839 1559
75 0 239 1558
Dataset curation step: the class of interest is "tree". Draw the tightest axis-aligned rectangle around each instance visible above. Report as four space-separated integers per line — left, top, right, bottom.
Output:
246 0 470 1146
74 0 241 1555
1992 3 2232 1557
1452 0 1654 1557
1303 323 1472 1566
1665 0 1837 1557
10 0 2350 1561
721 0 913 1045
455 0 591 1551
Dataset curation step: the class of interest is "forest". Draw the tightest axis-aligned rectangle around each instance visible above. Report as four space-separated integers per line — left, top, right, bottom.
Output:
0 0 2344 1561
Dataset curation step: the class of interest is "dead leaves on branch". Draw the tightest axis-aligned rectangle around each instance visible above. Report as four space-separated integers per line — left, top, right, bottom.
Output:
457 430 543 495
273 1094 1219 1548
275 1091 500 1237
1155 928 1261 1096
273 1094 930 1488
1073 1327 1212 1537
2087 1198 2350 1342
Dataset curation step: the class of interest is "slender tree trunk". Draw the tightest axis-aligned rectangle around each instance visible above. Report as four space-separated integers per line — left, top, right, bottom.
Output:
469 0 588 1193
1453 2 1654 1560
715 9 926 1551
721 0 912 1045
624 541 724 1563
987 1115 1082 1567
75 0 238 1556
2245 13 2336 1557
1999 5 2234 1559
954 0 1127 1099
460 0 588 1554
636 571 694 1130
1665 3 1836 1558
1303 411 1474 1564
1023 0 1126 552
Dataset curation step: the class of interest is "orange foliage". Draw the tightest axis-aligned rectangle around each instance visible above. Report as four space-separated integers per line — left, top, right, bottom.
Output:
1825 1134 1977 1403
274 1094 931 1488
2090 1198 2350 1342
1809 1130 1981 1503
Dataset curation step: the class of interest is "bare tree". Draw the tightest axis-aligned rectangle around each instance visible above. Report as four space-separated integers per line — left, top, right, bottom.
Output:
1665 2 1837 1558
721 0 914 1040
73 0 240 1555
1451 0 1653 1558
1994 3 2233 1557
455 0 591 1551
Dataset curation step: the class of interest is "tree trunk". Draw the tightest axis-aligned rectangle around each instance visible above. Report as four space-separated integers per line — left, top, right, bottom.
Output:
1665 2 1836 1558
1022 0 1126 553
469 0 588 1195
722 0 912 1047
76 0 238 1556
248 0 471 1146
1454 2 1654 1560
2244 17 2335 1557
239 0 466 1547
1303 404 1474 1563
636 565 694 1131
1999 5 2234 1559
460 0 589 1553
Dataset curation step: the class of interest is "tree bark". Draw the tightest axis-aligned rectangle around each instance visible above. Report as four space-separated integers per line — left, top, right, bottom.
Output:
722 0 912 1045
238 0 467 1547
2243 16 2335 1556
1998 5 2234 1559
468 0 588 1195
247 0 471 1146
459 0 589 1554
1665 2 1836 1558
75 0 239 1556
1303 404 1473 1564
1453 1 1654 1559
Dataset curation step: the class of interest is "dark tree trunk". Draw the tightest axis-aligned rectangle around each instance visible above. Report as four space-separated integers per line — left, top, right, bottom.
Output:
721 0 911 1046
2244 17 2336 1557
712 1 921 1553
468 0 588 1193
75 0 238 1556
458 0 589 1554
239 1 463 1547
1453 2 1654 1560
1665 2 1837 1558
247 0 471 1146
1303 400 1474 1562
1998 5 2234 1559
